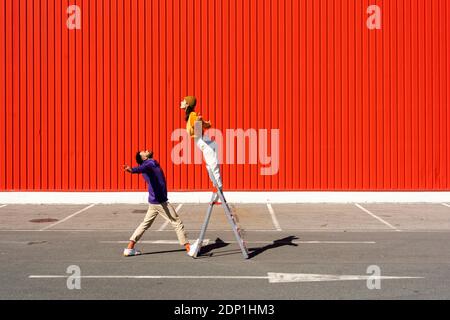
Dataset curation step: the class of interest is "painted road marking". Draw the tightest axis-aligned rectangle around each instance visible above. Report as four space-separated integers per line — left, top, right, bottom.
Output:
157 204 183 231
2 229 449 233
100 239 211 245
100 240 375 245
355 203 401 232
266 273 423 283
157 229 283 232
29 275 269 280
40 204 96 231
266 204 282 231
29 272 423 283
441 203 450 208
0 229 283 232
252 240 376 244
0 205 7 209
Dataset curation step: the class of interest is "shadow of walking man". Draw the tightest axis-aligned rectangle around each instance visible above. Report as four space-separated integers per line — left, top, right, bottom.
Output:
248 236 299 259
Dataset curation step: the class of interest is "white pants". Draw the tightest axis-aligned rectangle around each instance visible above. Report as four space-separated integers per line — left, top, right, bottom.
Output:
195 135 223 189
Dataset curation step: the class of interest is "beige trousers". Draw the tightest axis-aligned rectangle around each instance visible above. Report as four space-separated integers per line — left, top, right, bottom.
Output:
129 202 188 246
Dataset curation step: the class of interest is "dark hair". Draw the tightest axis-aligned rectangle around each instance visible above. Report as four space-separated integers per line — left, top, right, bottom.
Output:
185 105 195 122
136 150 154 165
135 152 144 165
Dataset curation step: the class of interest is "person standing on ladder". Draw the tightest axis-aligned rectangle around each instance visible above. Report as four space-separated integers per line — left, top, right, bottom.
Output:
179 96 247 259
180 96 223 191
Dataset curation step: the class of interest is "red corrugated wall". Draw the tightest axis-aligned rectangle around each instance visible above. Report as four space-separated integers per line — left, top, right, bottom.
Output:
0 0 449 191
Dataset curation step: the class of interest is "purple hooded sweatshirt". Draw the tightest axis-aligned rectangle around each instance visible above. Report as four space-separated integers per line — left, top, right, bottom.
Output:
131 159 169 204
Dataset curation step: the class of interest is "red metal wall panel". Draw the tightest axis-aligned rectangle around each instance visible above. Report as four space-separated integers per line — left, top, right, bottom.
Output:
0 0 449 191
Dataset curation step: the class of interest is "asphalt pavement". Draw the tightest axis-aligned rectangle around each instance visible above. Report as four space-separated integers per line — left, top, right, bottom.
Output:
0 203 449 299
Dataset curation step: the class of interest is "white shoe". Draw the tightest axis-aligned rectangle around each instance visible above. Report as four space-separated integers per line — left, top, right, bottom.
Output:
123 248 142 257
187 239 200 257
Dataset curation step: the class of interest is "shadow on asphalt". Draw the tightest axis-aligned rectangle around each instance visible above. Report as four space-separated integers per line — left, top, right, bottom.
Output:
247 236 299 259
141 249 186 255
195 236 299 259
199 238 230 256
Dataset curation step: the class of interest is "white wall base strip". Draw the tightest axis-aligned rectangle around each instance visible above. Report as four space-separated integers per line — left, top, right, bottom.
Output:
1 191 450 204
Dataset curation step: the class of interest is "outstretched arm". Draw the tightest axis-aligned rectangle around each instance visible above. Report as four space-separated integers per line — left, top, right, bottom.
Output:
122 165 133 173
123 161 153 174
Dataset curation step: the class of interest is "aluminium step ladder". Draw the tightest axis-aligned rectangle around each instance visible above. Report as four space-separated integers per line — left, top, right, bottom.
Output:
189 169 249 259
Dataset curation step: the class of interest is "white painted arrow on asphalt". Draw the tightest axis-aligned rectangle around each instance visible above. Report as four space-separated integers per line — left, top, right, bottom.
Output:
29 273 423 283
267 273 423 283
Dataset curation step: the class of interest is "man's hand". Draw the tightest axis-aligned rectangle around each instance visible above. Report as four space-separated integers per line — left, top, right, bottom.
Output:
122 165 132 173
202 120 211 128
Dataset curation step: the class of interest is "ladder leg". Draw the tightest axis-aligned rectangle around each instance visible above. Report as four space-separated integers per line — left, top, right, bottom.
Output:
200 167 248 259
216 189 249 259
191 192 218 257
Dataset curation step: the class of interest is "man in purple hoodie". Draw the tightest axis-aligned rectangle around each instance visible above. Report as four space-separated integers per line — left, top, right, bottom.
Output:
123 150 191 256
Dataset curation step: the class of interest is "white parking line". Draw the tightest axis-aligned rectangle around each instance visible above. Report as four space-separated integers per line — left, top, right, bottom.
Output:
0 228 283 232
2 229 449 233
277 241 375 244
157 204 183 231
29 275 269 280
266 204 282 231
100 240 374 245
100 239 211 245
28 272 423 283
0 205 7 209
354 203 401 232
39 204 96 231
441 203 450 208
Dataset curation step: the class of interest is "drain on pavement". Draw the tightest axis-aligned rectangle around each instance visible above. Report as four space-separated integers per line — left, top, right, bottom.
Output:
29 218 59 223
27 241 48 245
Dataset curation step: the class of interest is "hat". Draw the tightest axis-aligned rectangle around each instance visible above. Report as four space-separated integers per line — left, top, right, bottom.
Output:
181 96 197 109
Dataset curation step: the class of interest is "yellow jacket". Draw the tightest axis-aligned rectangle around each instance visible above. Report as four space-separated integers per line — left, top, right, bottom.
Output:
186 112 211 138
